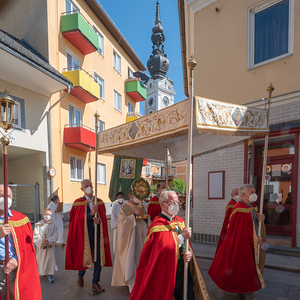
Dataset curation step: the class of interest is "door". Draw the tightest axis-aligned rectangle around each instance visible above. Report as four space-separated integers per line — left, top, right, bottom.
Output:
257 158 293 236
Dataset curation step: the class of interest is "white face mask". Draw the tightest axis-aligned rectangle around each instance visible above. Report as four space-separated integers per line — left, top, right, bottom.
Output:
118 198 124 204
168 203 179 216
0 197 12 210
133 197 140 204
233 195 240 201
85 186 93 195
248 193 258 203
44 215 51 221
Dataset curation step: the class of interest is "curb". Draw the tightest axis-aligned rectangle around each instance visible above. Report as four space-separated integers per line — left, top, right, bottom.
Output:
195 255 300 274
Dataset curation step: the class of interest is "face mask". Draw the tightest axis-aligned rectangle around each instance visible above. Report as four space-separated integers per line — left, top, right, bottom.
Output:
85 186 93 195
248 193 258 203
168 203 179 216
118 198 124 203
233 195 240 201
133 197 140 204
44 215 51 221
0 197 12 210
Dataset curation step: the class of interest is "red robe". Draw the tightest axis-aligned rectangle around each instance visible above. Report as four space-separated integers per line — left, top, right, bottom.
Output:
65 197 112 270
147 196 161 222
215 199 237 253
129 215 210 300
208 202 265 293
5 210 42 300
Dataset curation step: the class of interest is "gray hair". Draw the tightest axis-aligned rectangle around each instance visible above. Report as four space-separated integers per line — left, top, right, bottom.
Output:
81 179 92 188
239 184 254 197
159 190 177 204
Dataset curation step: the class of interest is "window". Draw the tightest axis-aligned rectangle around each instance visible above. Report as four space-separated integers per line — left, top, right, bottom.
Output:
128 101 134 113
93 27 104 55
67 52 80 70
68 104 82 127
113 51 121 74
70 156 83 180
248 0 294 68
114 90 122 112
94 73 104 99
95 119 105 133
97 163 106 184
170 166 176 176
128 67 134 78
145 164 151 176
66 0 79 14
10 95 25 129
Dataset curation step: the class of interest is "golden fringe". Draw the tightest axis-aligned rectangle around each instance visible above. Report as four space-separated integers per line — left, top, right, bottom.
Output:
11 228 20 300
225 205 235 215
148 201 159 205
100 222 106 267
144 224 174 244
82 203 93 268
0 217 30 228
229 207 255 221
72 200 104 207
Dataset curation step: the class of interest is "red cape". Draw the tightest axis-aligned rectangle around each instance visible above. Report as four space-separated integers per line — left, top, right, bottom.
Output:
7 210 42 300
215 199 236 254
208 202 265 293
65 197 112 270
147 196 161 222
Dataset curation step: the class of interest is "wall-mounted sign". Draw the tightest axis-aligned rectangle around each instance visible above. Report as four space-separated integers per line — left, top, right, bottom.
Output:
272 164 281 177
49 167 56 178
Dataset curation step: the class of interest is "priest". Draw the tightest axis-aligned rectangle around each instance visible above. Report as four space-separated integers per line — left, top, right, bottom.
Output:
65 179 112 294
111 188 151 292
147 182 166 221
130 190 210 300
215 188 239 253
208 184 266 299
0 184 42 299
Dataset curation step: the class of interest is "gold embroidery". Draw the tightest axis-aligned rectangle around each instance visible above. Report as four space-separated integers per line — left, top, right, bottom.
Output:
229 207 255 221
172 231 179 262
82 203 93 268
100 221 106 267
144 224 174 244
72 200 103 207
149 201 159 204
225 205 235 215
0 217 30 227
10 228 20 300
121 203 134 216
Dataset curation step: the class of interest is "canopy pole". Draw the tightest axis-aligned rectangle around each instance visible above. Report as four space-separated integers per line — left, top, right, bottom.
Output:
166 147 168 187
247 138 253 183
94 112 100 262
183 56 197 300
257 84 274 262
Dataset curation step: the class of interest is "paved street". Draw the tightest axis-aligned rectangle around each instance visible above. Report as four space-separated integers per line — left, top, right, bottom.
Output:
40 220 300 300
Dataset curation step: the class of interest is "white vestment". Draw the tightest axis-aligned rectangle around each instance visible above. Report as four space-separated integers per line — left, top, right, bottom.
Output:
47 202 64 243
111 200 123 254
33 220 59 275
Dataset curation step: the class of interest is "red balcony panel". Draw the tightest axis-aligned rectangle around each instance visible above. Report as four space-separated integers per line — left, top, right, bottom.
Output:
126 91 145 103
69 86 98 104
143 158 147 166
64 126 95 152
62 30 97 55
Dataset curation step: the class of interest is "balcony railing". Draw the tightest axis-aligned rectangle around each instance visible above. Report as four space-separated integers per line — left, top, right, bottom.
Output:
64 124 95 152
61 11 99 55
126 111 143 123
62 67 100 103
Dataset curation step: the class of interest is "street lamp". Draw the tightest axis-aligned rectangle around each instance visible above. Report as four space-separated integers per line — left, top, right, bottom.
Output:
0 90 17 300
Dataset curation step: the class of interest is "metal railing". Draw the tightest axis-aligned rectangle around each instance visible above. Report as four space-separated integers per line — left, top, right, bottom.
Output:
64 123 95 132
127 111 143 118
62 66 97 81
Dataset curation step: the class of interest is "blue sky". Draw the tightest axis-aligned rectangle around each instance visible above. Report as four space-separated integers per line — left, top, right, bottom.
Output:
96 0 186 113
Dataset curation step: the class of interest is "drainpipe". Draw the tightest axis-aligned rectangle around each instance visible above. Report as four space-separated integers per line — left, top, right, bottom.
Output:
47 86 71 198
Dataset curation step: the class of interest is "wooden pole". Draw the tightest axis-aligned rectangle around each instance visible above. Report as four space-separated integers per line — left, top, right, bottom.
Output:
258 84 274 261
183 56 196 300
165 147 168 188
94 113 100 262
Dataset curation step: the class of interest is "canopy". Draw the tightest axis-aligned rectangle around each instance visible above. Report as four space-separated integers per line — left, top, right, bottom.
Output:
98 96 268 161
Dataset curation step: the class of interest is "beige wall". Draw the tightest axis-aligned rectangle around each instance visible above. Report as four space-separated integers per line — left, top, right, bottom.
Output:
191 0 300 104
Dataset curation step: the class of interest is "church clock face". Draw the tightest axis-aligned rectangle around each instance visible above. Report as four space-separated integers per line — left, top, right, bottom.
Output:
148 97 154 108
162 96 170 107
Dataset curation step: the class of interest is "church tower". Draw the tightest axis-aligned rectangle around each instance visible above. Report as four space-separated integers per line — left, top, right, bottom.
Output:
145 1 176 115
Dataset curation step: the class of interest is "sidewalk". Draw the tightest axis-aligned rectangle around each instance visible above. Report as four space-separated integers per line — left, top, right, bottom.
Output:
190 241 300 274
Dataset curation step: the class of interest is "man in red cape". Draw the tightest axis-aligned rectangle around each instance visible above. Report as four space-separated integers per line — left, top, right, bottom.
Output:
65 179 112 294
215 188 239 253
130 191 210 300
0 185 41 300
208 184 265 299
147 182 166 221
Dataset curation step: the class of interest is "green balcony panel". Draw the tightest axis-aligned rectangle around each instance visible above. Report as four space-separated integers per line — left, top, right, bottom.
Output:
61 13 99 55
126 80 147 102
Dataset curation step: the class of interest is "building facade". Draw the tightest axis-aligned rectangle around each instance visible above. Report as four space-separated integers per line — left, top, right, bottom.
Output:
179 0 300 247
0 0 146 216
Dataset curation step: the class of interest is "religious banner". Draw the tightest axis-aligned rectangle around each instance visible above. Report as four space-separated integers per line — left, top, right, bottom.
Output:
119 159 136 179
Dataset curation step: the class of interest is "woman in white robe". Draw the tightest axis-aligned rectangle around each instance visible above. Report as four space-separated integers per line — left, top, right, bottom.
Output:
47 195 64 245
33 209 59 282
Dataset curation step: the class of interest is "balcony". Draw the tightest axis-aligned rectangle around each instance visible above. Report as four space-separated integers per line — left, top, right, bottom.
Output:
61 11 99 55
126 111 143 123
62 67 100 103
126 79 147 102
64 124 95 152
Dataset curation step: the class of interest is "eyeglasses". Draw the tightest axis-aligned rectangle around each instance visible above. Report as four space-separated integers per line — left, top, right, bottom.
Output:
163 201 178 206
